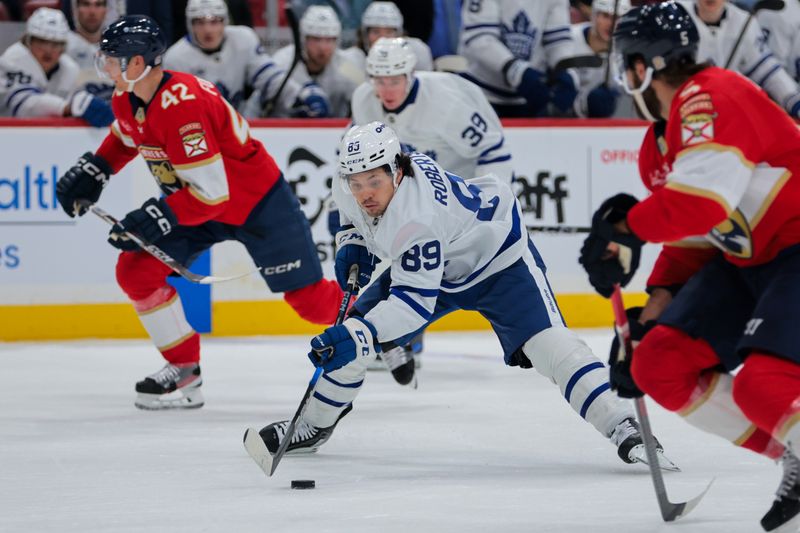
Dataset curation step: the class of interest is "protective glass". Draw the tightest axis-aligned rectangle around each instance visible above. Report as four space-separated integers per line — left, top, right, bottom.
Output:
94 51 122 80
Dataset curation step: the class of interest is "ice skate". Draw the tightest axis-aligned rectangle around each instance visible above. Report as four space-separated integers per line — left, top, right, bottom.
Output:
257 404 353 455
761 449 800 532
381 344 417 387
609 417 680 472
134 362 203 410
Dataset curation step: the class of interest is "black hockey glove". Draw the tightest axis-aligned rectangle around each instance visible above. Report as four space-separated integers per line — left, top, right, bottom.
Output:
108 198 178 252
608 307 655 399
579 193 644 298
56 152 112 217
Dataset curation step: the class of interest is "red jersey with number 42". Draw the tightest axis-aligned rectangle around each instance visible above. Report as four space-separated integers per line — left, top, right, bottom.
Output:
96 70 280 226
629 66 800 287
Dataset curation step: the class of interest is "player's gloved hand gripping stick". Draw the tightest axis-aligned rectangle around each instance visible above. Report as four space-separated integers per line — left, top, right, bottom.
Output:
611 284 713 522
85 203 258 284
243 264 360 476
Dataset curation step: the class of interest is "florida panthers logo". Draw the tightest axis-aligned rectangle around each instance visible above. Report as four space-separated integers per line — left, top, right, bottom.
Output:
501 11 537 60
139 145 186 194
707 208 753 259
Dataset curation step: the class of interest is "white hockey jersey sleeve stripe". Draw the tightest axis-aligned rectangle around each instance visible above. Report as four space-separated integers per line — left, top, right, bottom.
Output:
441 204 522 290
542 27 571 46
542 27 570 36
249 61 276 86
478 137 505 158
389 287 434 320
8 87 41 115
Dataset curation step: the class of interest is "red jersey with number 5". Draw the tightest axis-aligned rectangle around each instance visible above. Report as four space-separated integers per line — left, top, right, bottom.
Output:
96 70 280 226
630 66 800 286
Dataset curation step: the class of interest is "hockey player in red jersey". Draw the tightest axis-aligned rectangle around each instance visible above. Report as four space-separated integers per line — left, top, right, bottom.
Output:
579 2 800 531
55 15 344 411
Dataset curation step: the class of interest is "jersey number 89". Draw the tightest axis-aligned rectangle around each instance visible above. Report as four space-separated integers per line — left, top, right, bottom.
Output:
401 241 441 272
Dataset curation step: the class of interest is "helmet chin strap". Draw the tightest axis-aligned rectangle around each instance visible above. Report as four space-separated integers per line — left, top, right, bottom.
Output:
122 64 152 92
617 65 658 122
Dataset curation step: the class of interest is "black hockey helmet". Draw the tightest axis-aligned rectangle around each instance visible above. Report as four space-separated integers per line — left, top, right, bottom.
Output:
99 15 166 67
613 1 699 72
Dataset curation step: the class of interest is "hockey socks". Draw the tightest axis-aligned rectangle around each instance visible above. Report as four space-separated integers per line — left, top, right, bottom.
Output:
635 327 784 459
284 278 345 325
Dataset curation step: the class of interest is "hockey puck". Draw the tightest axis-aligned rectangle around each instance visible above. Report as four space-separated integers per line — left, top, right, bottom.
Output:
291 480 315 490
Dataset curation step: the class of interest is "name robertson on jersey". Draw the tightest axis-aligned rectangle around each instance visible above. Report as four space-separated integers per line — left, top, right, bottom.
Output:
411 154 448 206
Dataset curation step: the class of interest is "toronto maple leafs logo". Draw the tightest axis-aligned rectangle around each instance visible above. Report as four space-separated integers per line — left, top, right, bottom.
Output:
501 11 537 60
400 142 436 161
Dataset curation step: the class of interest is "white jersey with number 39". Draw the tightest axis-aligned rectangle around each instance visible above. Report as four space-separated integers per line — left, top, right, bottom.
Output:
351 71 513 184
333 153 525 342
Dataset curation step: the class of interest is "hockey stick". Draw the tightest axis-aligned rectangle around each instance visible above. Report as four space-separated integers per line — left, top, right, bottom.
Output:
603 0 621 86
243 264 360 477
263 1 303 116
611 285 713 522
723 0 785 69
554 55 603 72
526 224 590 234
88 204 258 284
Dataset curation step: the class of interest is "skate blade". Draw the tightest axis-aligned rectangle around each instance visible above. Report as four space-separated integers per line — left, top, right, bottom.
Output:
134 387 204 410
628 444 681 472
771 512 800 533
243 427 275 476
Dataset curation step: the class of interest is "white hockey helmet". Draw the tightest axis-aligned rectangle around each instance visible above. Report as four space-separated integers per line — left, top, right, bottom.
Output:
592 0 632 16
186 0 229 34
26 7 69 43
361 1 403 31
300 5 342 40
339 121 402 183
366 37 416 77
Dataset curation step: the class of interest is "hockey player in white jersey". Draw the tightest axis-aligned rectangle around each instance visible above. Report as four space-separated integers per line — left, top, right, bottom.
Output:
756 0 800 79
65 0 115 102
0 7 112 126
267 5 365 118
680 0 800 118
459 0 579 117
352 37 513 185
164 0 329 118
569 0 634 118
250 121 678 471
354 1 434 72
65 0 105 72
344 36 512 380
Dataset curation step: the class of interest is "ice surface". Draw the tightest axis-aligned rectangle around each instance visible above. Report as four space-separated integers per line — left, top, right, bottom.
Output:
0 331 781 532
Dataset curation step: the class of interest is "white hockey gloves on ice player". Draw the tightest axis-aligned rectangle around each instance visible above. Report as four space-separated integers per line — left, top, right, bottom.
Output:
56 152 113 217
108 197 178 251
308 317 379 372
334 225 380 289
69 90 114 127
